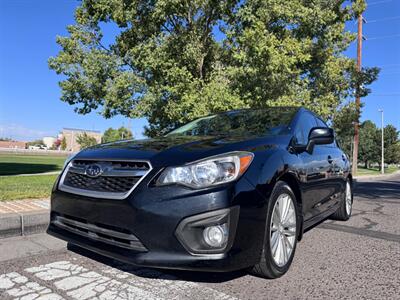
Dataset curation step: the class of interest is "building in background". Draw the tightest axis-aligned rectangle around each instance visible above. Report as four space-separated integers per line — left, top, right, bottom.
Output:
43 136 56 149
0 140 27 149
61 128 102 152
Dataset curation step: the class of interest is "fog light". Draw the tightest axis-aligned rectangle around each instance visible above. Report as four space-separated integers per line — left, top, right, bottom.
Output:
203 224 228 248
175 207 239 254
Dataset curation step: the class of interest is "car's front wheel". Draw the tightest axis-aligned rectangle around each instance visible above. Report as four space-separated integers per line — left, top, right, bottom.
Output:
250 181 298 279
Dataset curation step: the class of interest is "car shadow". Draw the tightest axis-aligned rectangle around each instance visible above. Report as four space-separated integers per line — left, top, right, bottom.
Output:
354 179 400 200
67 243 248 283
0 162 60 176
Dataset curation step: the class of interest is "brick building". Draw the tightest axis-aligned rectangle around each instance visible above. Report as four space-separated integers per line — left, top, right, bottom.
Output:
0 140 27 149
61 128 102 152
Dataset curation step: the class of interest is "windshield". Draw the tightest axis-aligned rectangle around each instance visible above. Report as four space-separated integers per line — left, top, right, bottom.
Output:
167 107 298 137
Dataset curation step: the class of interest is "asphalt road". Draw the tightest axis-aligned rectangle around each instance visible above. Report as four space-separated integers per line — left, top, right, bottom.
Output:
1 174 399 300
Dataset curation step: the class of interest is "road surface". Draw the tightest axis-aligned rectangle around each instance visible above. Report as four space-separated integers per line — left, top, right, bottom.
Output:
1 174 399 299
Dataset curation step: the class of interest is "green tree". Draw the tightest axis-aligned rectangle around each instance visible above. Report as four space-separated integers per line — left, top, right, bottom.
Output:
383 125 400 165
386 142 400 165
358 120 379 168
76 133 98 149
26 139 45 147
49 0 379 137
102 127 133 143
332 102 361 157
61 136 67 150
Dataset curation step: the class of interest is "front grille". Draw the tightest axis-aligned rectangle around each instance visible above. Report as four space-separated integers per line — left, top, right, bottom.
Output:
72 160 150 170
58 159 152 199
52 214 147 251
64 173 139 193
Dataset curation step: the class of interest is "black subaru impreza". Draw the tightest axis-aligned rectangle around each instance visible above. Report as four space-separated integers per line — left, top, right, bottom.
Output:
48 107 353 279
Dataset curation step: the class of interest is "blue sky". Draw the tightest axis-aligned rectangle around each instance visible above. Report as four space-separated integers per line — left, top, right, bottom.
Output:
0 0 399 141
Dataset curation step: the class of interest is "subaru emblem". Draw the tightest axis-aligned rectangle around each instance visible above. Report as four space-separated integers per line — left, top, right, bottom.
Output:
85 164 103 178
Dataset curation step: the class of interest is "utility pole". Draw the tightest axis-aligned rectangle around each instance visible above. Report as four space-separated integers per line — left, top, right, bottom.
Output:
71 130 74 152
379 109 384 174
352 13 364 175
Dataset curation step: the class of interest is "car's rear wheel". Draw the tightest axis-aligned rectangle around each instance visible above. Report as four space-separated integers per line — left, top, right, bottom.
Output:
250 181 298 279
331 179 353 221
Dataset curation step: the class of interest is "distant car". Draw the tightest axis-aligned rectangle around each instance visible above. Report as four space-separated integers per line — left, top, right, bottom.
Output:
48 107 353 279
28 145 47 150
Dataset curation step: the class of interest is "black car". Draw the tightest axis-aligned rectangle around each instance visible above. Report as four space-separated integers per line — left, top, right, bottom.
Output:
48 107 353 279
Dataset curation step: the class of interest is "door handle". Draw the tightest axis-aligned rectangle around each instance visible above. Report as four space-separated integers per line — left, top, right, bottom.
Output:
327 155 334 164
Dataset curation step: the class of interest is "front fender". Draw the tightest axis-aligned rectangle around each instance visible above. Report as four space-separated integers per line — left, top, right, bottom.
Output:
244 148 305 242
244 148 287 201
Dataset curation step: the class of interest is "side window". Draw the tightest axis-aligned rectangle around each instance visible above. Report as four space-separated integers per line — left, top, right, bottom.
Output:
315 118 327 128
294 113 317 145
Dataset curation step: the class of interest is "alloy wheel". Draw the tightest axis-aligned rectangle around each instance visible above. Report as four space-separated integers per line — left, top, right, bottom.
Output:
270 193 296 267
345 181 352 215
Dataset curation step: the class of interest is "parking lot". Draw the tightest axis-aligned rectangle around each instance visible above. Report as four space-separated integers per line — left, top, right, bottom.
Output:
1 174 399 300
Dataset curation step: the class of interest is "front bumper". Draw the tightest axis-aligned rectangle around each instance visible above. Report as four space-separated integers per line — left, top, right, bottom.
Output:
47 177 268 272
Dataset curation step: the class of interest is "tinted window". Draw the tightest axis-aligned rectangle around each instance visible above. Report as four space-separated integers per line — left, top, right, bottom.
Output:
294 112 317 145
167 108 298 137
315 118 327 128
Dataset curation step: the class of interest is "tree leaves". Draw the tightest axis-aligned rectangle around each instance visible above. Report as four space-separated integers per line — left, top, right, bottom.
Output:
102 127 133 143
76 132 98 149
49 0 379 137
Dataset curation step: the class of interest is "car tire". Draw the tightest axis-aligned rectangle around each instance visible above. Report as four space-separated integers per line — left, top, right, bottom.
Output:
250 181 298 279
330 179 353 221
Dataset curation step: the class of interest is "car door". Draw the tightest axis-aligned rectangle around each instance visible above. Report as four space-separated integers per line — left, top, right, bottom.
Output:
314 118 345 212
293 112 328 221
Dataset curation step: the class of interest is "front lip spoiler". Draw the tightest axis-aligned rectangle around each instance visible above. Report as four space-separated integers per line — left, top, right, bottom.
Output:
51 215 147 252
47 225 241 272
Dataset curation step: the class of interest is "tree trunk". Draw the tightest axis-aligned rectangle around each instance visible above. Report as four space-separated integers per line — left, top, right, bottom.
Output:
198 56 204 79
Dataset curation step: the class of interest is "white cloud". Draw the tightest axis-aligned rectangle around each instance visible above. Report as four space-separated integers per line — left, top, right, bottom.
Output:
0 123 56 141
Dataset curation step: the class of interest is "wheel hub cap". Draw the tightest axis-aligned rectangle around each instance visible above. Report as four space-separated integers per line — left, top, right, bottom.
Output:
270 193 296 267
345 181 352 215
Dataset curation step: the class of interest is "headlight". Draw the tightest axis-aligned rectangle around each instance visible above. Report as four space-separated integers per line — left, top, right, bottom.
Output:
63 152 78 169
156 152 254 188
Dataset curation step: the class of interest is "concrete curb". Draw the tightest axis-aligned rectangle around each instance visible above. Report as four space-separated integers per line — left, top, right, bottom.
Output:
0 210 49 239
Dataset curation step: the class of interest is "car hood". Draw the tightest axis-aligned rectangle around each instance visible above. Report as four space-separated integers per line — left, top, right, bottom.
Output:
74 134 290 167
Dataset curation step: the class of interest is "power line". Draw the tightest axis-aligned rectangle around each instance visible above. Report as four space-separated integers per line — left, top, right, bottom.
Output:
378 72 400 76
378 63 400 68
367 15 400 23
368 93 400 96
367 33 400 40
380 67 400 71
352 13 363 175
378 66 400 74
380 70 400 73
367 0 393 6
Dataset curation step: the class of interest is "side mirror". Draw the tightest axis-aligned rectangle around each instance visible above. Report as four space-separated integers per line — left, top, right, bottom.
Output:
306 127 334 153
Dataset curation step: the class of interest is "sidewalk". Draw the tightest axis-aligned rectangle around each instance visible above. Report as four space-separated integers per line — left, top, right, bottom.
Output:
4 171 60 177
0 199 49 214
354 170 400 181
0 199 50 239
